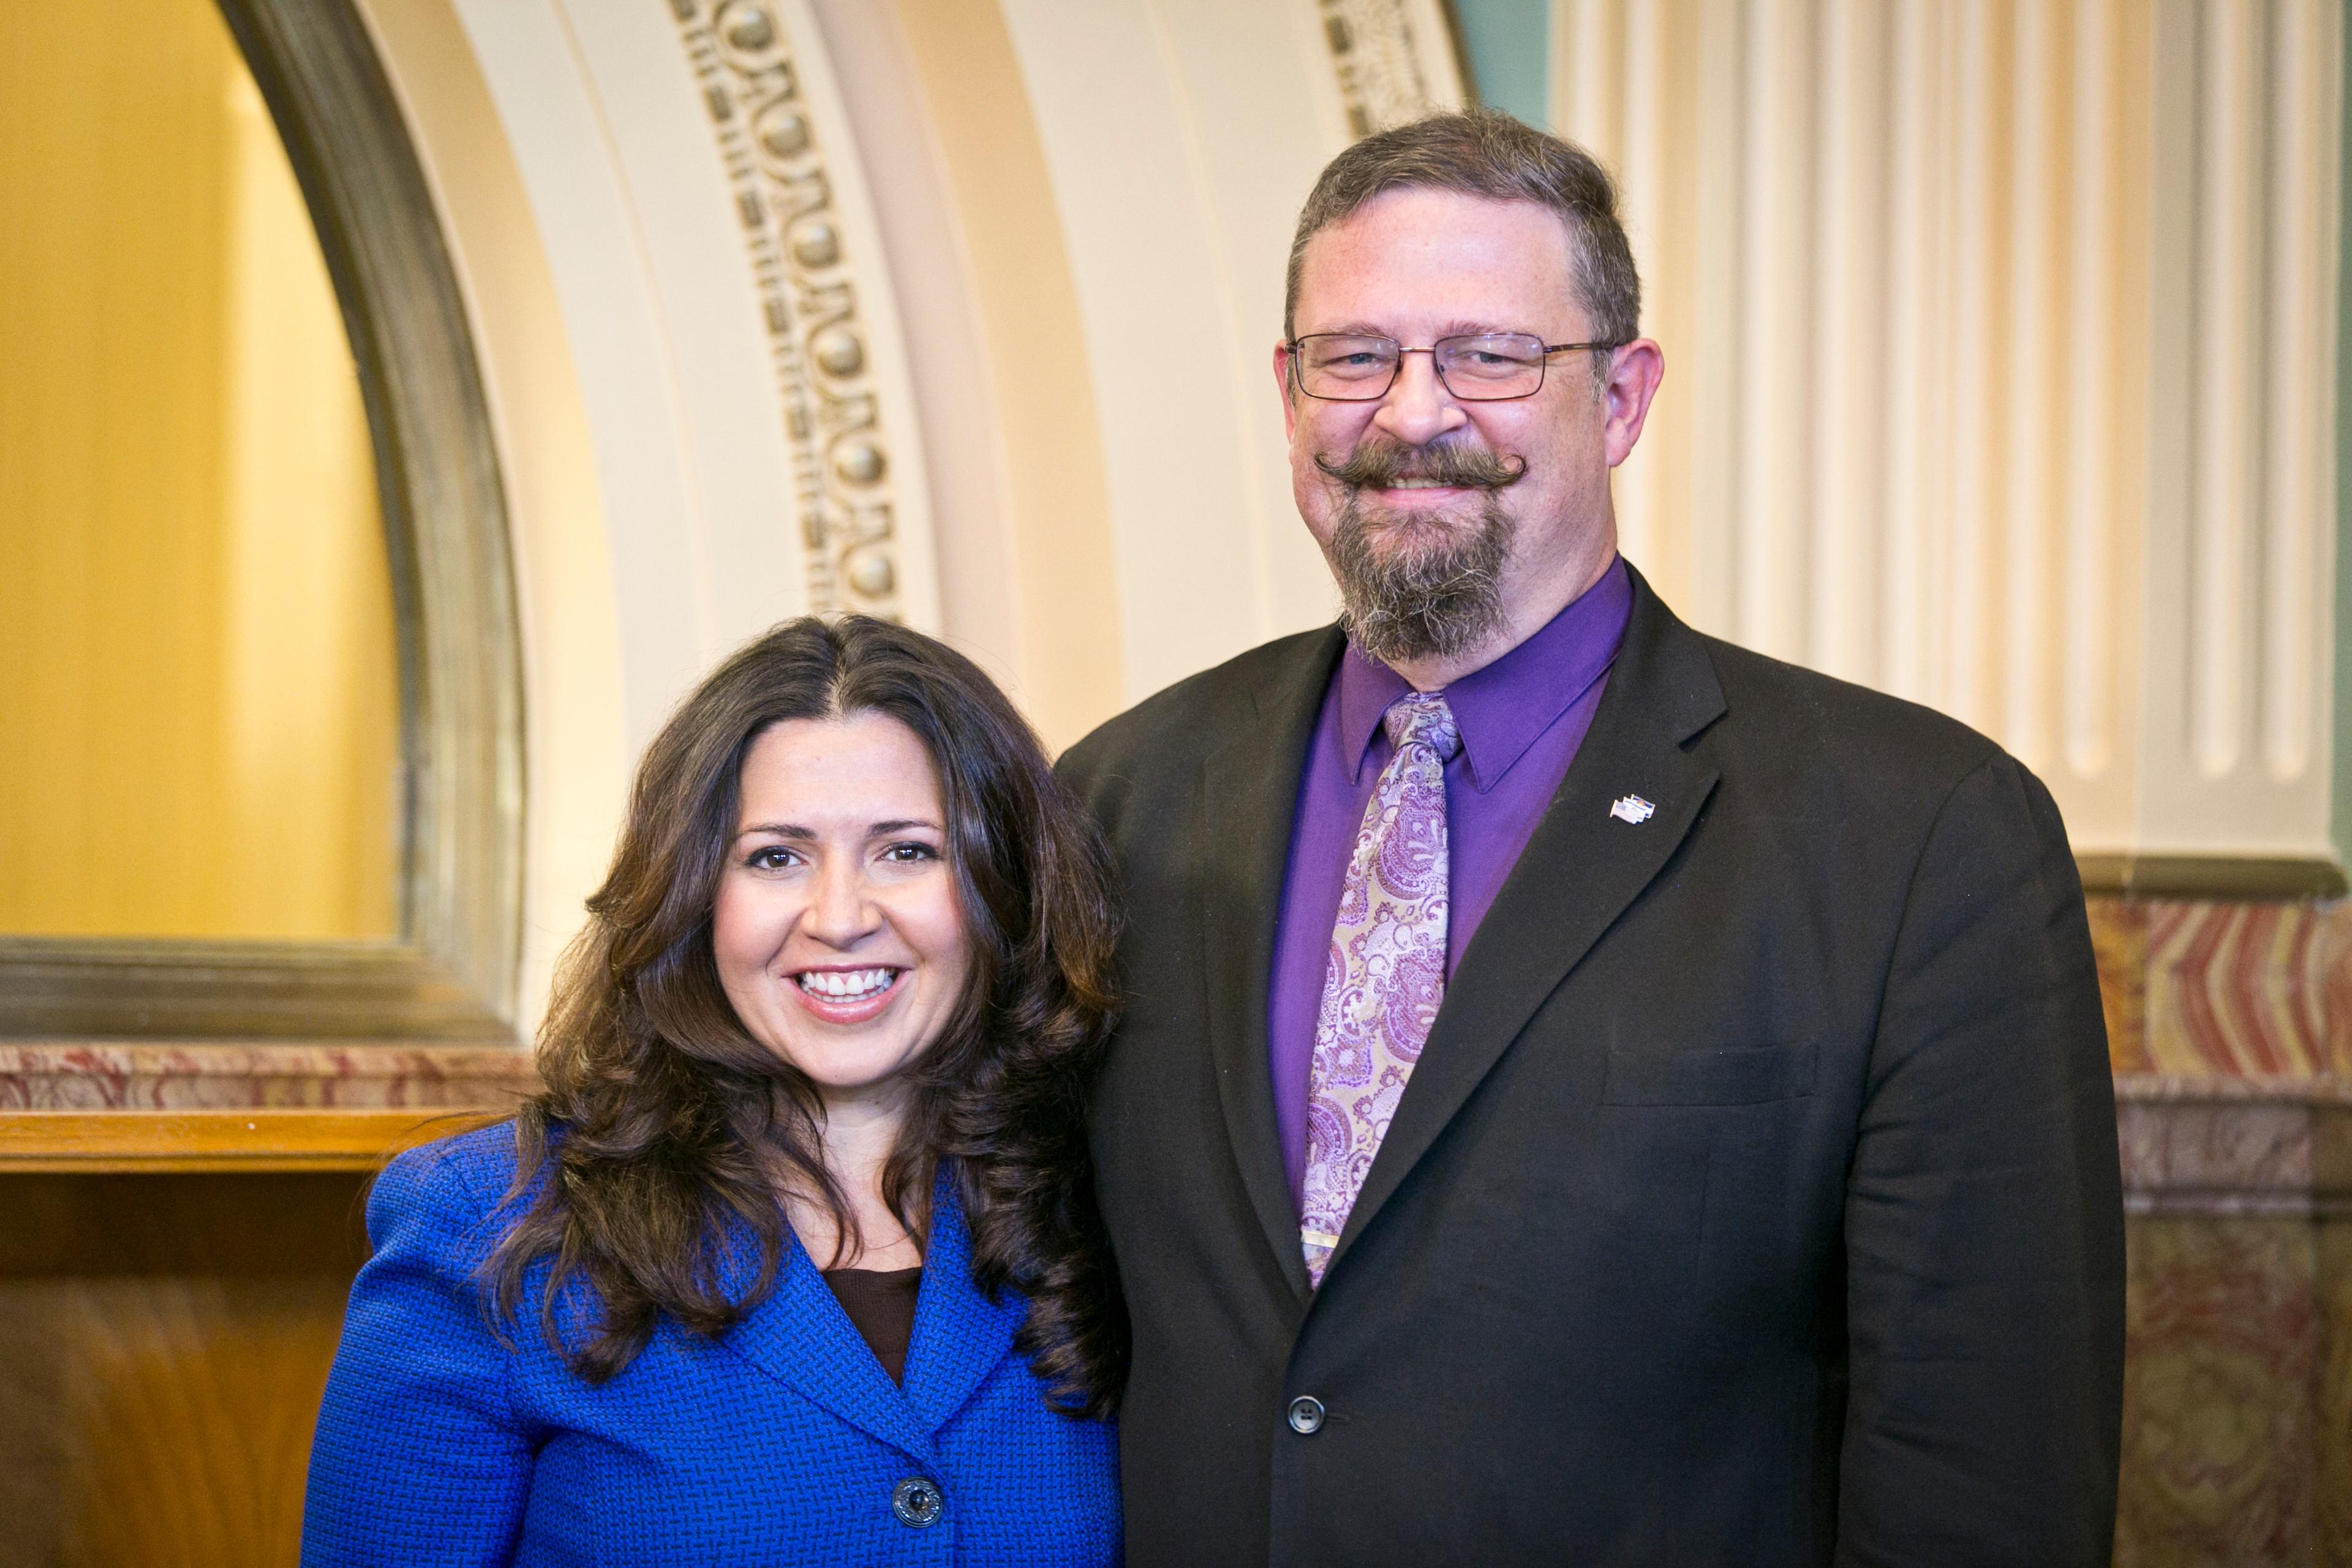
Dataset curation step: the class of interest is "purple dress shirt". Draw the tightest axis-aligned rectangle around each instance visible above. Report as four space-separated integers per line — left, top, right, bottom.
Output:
1268 556 1634 1210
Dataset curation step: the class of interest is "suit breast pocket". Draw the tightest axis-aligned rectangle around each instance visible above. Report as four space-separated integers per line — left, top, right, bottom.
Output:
1602 1038 1819 1106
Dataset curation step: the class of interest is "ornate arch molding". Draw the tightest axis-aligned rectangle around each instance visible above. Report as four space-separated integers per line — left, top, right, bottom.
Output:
0 0 524 1040
670 0 922 622
1318 0 1468 137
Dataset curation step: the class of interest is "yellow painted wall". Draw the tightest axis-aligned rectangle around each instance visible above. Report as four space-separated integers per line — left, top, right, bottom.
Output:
0 0 400 940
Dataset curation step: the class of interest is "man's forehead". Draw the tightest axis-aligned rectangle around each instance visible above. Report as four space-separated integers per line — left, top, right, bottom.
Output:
1294 189 1581 331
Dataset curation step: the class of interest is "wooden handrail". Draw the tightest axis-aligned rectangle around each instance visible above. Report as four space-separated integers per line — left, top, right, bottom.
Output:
0 1108 498 1172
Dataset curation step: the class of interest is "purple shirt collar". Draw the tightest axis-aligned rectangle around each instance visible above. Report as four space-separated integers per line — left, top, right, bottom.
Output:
1333 555 1634 790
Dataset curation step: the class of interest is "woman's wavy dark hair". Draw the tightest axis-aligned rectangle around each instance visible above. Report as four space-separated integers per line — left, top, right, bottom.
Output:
484 616 1127 1415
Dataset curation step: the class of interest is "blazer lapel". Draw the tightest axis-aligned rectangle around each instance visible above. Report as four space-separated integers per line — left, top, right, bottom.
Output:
902 1168 1023 1433
1326 571 1728 1273
1197 628 1347 1302
721 1232 941 1466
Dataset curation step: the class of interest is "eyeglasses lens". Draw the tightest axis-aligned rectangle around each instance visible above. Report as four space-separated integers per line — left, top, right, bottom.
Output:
1435 334 1545 396
1297 336 1397 396
1295 333 1547 401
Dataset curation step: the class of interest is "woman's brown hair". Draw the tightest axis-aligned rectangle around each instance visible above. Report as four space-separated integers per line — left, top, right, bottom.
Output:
484 616 1126 1415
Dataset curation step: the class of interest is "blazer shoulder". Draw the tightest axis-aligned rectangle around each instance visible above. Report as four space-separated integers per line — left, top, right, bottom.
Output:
1058 625 1336 790
1697 632 2005 795
368 1118 527 1264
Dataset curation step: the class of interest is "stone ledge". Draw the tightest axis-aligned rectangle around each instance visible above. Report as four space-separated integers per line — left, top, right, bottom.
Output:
2115 1074 2352 1216
0 1041 539 1111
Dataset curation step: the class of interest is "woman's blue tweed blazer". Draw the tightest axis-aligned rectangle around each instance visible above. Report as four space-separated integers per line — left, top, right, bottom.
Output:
301 1123 1120 1566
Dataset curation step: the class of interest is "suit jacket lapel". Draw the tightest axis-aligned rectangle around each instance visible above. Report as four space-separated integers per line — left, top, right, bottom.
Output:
722 1174 1022 1457
902 1167 1023 1431
1197 627 1346 1303
721 1231 941 1465
1326 571 1727 1273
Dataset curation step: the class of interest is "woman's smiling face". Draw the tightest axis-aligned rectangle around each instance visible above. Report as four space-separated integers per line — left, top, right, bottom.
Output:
711 710 971 1106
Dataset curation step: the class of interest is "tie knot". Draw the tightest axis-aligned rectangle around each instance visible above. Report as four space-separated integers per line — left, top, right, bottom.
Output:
1382 693 1461 763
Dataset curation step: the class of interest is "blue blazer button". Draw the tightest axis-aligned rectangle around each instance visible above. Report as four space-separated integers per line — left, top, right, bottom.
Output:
891 1477 944 1527
1287 1395 1326 1434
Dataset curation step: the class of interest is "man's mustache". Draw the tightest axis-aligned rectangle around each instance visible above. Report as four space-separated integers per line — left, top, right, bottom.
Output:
1314 440 1526 491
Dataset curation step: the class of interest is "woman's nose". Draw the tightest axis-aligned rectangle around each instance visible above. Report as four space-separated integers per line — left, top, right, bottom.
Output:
803 859 878 946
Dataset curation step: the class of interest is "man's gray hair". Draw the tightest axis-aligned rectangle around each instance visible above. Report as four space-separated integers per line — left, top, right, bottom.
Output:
1283 111 1642 368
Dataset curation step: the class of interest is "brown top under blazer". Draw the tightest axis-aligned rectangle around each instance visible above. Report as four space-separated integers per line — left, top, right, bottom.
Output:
1056 565 2125 1568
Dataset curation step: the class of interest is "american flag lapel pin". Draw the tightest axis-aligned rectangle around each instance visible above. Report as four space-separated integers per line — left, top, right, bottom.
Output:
1609 794 1656 824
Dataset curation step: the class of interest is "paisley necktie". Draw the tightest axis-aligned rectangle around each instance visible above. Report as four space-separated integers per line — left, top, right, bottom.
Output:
1300 692 1459 1286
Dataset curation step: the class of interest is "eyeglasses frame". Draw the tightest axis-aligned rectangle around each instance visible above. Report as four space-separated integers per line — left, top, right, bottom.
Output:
1284 331 1626 402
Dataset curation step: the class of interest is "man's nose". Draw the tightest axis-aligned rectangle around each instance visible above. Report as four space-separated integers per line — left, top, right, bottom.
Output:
1375 349 1466 447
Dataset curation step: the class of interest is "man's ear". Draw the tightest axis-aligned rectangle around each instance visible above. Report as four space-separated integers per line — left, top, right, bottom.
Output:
1602 339 1664 469
1272 341 1300 440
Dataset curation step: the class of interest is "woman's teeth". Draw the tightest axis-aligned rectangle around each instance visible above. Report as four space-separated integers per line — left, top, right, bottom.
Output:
796 968 897 1002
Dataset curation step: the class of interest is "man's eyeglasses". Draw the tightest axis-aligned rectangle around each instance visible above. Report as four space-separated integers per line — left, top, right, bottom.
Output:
1286 331 1622 402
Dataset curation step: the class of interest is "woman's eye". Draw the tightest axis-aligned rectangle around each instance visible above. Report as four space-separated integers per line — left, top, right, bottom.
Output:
746 846 797 871
880 842 937 864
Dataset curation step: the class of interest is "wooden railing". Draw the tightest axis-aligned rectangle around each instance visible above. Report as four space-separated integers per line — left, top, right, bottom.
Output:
0 1107 493 1173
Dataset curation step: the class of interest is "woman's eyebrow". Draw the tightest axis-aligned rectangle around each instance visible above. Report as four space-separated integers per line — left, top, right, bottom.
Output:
733 819 943 839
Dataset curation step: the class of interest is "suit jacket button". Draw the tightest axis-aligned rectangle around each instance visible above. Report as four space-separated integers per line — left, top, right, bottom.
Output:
891 1476 944 1527
1287 1395 1326 1434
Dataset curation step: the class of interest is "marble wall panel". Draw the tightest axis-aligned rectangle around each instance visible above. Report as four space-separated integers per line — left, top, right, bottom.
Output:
2091 895 2152 1072
2116 1086 2332 1216
2328 903 2352 1082
0 1043 537 1111
2103 891 2348 1566
2143 897 2337 1077
2116 1215 2320 1568
2320 1219 2352 1567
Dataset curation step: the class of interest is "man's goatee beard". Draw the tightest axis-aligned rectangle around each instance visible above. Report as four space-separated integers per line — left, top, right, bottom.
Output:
1329 497 1514 666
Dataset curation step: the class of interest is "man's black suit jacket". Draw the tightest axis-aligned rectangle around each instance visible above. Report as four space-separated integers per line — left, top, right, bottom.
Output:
1056 568 2125 1567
